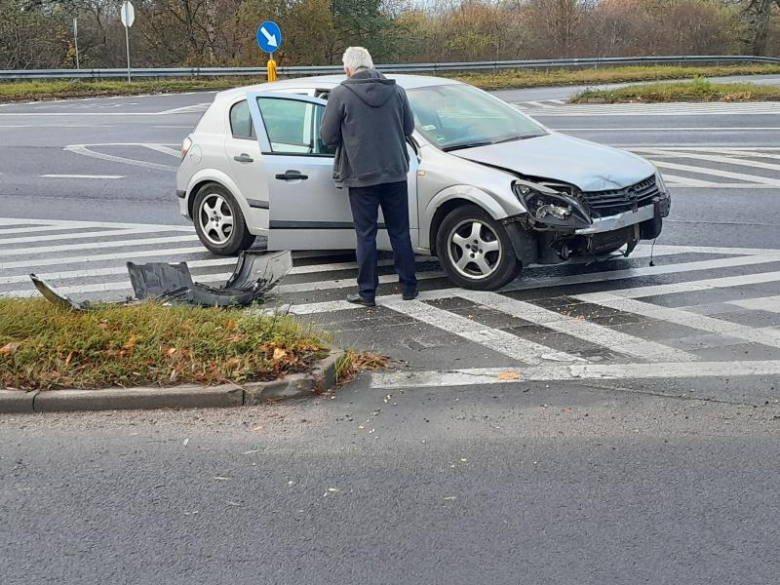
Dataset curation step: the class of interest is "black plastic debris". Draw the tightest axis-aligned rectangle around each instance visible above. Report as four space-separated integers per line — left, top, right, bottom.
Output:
31 250 293 310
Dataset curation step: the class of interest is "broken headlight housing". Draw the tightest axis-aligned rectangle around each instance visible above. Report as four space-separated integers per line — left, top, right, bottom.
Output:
655 171 668 194
513 182 591 229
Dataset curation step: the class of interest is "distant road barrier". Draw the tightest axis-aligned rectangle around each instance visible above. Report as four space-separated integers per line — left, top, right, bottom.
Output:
2 55 780 81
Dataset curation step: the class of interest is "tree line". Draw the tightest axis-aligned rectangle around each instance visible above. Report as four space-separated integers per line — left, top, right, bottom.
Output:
1 0 779 71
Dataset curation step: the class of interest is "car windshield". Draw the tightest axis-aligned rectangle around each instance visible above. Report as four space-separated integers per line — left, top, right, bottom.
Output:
407 84 547 151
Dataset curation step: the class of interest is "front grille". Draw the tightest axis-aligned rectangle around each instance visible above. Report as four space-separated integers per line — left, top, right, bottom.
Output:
580 175 658 218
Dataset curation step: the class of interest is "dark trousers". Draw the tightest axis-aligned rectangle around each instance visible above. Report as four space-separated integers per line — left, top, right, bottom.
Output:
348 180 417 302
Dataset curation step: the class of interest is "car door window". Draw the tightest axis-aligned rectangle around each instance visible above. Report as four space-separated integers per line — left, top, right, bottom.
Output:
229 100 255 139
255 96 333 156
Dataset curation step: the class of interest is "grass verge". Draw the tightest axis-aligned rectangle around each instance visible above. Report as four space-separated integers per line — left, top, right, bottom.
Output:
0 299 328 391
570 77 780 103
2 64 780 102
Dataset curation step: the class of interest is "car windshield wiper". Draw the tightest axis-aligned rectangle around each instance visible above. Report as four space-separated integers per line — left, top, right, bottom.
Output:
441 141 495 152
442 134 539 152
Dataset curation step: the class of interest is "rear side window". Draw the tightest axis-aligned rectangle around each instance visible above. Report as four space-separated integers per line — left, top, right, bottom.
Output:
229 100 255 139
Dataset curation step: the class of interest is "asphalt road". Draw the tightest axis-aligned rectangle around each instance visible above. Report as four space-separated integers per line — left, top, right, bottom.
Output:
2 384 780 584
2 83 780 583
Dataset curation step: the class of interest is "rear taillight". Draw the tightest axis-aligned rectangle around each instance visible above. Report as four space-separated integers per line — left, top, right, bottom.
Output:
182 137 192 159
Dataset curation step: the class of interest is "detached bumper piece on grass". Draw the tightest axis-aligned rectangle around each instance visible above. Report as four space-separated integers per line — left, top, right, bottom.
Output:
30 250 293 310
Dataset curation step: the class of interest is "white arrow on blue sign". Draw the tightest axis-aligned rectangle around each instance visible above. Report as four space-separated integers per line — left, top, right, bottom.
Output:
256 21 282 54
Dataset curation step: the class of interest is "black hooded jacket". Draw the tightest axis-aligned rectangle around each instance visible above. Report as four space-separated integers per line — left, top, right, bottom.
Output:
320 68 415 188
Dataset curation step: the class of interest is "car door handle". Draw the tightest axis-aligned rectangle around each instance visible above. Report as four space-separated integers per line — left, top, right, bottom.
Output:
233 154 253 163
275 170 308 181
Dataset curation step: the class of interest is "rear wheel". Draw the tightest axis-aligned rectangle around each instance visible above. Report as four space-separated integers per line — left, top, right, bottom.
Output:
436 205 521 291
193 184 255 256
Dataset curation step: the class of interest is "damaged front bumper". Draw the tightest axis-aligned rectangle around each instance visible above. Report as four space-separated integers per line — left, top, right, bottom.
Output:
506 177 671 265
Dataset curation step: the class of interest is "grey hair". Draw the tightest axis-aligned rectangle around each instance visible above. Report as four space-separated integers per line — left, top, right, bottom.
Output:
342 47 374 72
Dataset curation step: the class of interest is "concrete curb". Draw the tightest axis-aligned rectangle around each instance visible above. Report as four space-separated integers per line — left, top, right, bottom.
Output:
0 351 344 414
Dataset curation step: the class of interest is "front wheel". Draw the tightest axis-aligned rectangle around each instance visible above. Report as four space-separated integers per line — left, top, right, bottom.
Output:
193 184 255 256
435 205 521 291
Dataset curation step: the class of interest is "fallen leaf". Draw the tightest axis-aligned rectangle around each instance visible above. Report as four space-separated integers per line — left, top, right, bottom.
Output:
169 369 178 382
227 319 236 331
497 371 521 381
0 342 20 355
273 347 288 361
166 347 177 356
64 351 74 365
460 458 468 463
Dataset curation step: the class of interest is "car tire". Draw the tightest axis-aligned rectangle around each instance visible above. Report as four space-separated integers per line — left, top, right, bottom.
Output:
436 205 521 291
193 184 255 256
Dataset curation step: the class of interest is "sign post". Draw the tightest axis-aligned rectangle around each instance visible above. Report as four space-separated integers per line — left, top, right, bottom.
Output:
73 17 80 69
256 21 282 82
120 1 135 82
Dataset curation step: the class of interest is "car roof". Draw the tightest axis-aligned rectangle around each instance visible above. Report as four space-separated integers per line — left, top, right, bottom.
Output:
214 73 462 103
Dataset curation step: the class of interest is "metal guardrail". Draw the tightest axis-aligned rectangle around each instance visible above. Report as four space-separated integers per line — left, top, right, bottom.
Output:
2 55 779 81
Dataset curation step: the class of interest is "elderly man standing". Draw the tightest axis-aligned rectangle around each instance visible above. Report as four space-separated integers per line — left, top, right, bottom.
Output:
320 46 418 307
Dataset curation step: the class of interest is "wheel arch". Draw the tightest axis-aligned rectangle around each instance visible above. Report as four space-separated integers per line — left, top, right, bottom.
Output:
425 187 507 255
186 170 248 221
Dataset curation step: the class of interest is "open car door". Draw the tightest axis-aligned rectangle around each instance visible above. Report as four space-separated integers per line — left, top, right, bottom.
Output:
246 91 357 251
246 91 419 251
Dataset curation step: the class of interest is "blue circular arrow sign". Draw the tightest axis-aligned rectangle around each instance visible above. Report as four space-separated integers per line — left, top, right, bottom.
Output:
256 21 282 54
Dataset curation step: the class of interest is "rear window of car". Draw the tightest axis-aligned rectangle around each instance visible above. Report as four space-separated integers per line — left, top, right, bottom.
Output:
229 100 255 139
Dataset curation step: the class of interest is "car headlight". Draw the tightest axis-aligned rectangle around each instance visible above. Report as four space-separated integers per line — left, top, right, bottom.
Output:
513 182 591 229
655 171 668 195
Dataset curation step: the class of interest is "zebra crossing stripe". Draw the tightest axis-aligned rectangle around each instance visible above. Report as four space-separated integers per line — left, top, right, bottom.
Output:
0 234 200 257
727 295 780 313
572 294 780 351
652 160 780 187
370 360 780 389
641 149 780 174
0 227 188 246
455 290 697 362
290 252 780 316
384 299 584 365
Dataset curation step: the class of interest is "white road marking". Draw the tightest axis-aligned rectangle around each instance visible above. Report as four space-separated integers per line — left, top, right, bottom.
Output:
642 148 780 173
1 267 445 298
142 143 181 158
456 290 696 362
661 174 722 187
577 269 780 300
0 246 210 271
0 234 200 258
0 227 186 247
384 299 584 365
276 272 445 295
0 217 192 230
573 294 780 350
64 144 177 172
0 258 397 287
41 174 123 179
291 252 780 316
728 295 780 313
371 360 780 389
652 159 780 186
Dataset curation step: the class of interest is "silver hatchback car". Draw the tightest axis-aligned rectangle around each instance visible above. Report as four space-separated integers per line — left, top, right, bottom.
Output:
176 74 671 291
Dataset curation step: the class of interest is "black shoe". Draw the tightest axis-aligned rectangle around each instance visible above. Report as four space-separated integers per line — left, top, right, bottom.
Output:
402 290 419 301
346 293 375 307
